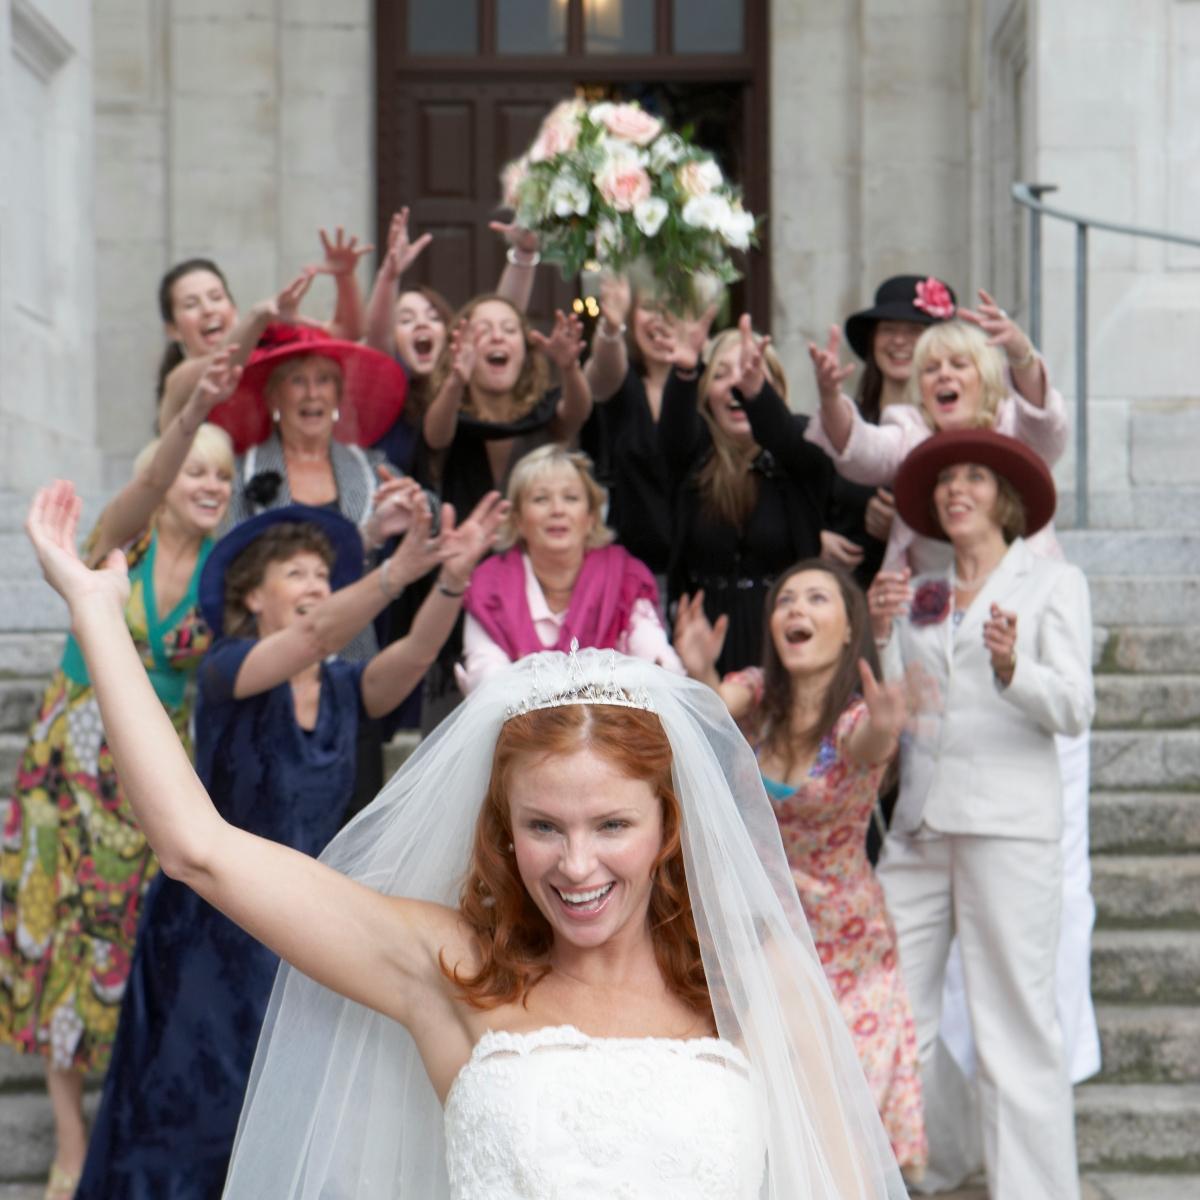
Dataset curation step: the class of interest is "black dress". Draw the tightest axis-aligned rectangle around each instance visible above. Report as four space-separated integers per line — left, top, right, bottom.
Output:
660 369 833 674
580 367 672 575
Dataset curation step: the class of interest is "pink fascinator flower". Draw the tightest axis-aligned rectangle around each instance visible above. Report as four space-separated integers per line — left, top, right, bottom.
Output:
912 277 955 320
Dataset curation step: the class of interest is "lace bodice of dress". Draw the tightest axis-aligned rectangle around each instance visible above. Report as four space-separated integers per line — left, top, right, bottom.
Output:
443 1024 766 1200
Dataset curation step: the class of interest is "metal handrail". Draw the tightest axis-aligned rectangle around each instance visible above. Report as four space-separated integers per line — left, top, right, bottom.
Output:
1012 182 1200 528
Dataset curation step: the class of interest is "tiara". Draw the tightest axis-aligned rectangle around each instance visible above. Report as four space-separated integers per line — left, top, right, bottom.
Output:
504 642 656 720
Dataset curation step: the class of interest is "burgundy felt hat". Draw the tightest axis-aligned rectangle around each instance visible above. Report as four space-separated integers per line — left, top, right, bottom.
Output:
844 274 958 361
207 323 407 454
893 429 1057 541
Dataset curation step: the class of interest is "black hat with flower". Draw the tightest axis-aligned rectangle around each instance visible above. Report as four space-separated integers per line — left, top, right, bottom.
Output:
844 275 958 361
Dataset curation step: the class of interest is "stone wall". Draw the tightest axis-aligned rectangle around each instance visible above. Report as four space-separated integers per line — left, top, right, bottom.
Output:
93 0 374 487
0 0 97 491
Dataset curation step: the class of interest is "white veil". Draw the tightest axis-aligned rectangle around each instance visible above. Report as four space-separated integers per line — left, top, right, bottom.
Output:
224 649 907 1199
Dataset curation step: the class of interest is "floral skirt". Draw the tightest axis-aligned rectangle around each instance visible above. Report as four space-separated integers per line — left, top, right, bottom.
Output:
0 671 184 1071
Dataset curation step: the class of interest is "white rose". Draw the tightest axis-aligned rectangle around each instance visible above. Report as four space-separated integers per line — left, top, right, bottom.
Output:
595 216 625 259
681 193 732 232
633 196 669 238
548 173 591 218
588 101 615 125
648 134 685 173
677 158 724 199
720 204 756 250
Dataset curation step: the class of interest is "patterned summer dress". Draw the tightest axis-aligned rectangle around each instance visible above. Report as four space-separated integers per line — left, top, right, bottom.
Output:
733 673 927 1174
0 527 213 1072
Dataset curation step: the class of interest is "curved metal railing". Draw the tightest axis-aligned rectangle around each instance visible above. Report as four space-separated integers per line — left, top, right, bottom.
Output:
1012 182 1200 527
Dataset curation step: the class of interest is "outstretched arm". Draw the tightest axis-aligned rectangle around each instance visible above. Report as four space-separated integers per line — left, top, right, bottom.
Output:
364 208 434 354
531 310 591 439
582 274 631 402
97 351 240 563
423 320 478 450
313 227 373 343
492 222 539 312
25 482 462 1028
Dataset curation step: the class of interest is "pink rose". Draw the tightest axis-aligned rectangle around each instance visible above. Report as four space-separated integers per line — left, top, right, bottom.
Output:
596 155 652 213
529 100 583 163
677 158 723 199
598 102 662 146
909 579 951 626
500 157 528 208
913 276 955 319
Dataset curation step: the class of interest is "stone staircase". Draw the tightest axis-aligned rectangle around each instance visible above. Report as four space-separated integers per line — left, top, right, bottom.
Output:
1062 526 1200 1197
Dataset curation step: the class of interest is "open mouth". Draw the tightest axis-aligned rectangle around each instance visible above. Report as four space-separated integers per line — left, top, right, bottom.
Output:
413 333 435 357
935 388 960 409
195 497 222 512
298 405 328 420
784 627 813 646
552 882 615 914
485 350 511 369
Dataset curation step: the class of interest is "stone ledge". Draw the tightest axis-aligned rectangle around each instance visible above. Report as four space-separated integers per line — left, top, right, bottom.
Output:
1096 627 1200 675
1090 730 1200 791
1090 578 1200 627
1092 930 1200 1003
1075 1084 1200 1171
1090 791 1200 854
1060 530 1200 574
1095 676 1200 729
1092 856 1200 927
1095 1005 1200 1084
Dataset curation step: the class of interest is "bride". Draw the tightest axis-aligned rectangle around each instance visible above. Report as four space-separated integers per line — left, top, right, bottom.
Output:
25 480 907 1200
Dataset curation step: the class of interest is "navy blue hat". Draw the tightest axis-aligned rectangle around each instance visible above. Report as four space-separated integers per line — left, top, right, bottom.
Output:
844 274 958 361
199 506 364 637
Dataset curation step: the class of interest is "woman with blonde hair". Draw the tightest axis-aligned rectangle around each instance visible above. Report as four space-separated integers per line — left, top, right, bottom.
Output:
456 444 681 692
1 356 239 1198
662 314 833 674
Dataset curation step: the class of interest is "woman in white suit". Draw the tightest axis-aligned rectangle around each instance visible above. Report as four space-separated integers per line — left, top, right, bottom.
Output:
868 429 1094 1200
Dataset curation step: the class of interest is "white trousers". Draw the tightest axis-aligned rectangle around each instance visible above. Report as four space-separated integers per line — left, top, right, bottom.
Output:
878 832 1080 1200
939 733 1100 1083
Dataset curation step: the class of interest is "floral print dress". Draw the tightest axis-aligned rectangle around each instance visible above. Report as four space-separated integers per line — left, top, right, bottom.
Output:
0 528 213 1072
732 673 927 1174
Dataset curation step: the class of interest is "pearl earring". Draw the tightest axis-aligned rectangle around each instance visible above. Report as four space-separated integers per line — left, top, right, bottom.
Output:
332 407 341 423
271 410 281 423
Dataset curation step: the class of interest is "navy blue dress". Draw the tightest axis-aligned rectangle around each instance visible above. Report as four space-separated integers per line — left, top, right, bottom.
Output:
76 638 365 1200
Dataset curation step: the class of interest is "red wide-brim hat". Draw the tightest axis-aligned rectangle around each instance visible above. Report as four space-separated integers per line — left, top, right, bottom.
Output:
894 429 1057 541
207 323 407 454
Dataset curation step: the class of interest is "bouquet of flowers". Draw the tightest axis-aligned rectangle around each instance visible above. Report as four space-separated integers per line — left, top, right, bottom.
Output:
501 98 757 312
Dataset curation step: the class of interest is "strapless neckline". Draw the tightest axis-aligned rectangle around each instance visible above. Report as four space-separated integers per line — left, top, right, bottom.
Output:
445 1023 750 1109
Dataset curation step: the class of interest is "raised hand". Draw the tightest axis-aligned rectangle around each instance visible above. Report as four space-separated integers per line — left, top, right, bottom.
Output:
530 310 585 370
958 288 1035 365
187 346 242 419
665 304 719 372
272 270 316 324
598 273 632 332
864 488 895 543
858 658 908 743
734 312 770 399
489 220 539 261
26 481 131 613
383 492 446 586
807 325 855 407
315 227 374 278
385 208 433 278
866 567 912 644
364 468 426 547
819 530 865 570
983 602 1019 685
438 491 510 590
448 319 480 384
672 591 729 682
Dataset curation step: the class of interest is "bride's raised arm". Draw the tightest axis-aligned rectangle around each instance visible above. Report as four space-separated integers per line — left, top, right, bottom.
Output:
24 481 461 1027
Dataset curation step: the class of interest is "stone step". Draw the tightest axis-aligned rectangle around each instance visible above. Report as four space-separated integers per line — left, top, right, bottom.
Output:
0 584 67 634
0 634 63 680
1084 1177 1200 1200
1074 1084 1200 1172
1097 626 1200 675
1089 577 1200 627
1060 530 1200 574
1090 730 1200 791
1095 1005 1200 1084
1092 930 1200 1004
1095 675 1200 729
1092 856 1200 927
1058 486 1200 531
1090 791 1200 854
0 680 39 737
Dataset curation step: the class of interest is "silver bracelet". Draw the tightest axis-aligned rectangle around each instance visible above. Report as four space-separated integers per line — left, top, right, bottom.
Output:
1007 346 1037 371
436 579 466 598
597 319 626 341
506 246 541 267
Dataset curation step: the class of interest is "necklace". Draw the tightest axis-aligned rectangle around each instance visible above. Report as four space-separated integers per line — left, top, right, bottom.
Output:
951 563 997 592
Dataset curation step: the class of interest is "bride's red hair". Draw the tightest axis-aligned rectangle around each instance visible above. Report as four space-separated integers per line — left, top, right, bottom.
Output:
442 704 712 1020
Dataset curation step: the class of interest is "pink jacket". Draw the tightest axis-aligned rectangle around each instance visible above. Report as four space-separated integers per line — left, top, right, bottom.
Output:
805 368 1069 573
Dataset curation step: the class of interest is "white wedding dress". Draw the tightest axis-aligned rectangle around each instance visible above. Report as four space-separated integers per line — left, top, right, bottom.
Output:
443 1025 767 1199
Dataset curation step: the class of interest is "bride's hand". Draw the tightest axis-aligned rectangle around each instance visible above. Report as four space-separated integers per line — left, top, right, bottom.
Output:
26 481 130 614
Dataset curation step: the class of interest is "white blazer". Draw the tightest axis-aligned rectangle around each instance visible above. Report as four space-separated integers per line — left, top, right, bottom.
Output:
881 538 1094 842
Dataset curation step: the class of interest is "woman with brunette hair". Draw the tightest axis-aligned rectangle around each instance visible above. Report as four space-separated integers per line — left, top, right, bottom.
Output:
674 560 926 1178
74 494 504 1199
363 207 541 479
156 228 373 432
25 479 909 1198
869 430 1094 1198
456 444 681 693
813 275 958 587
1 357 238 1198
662 315 833 675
